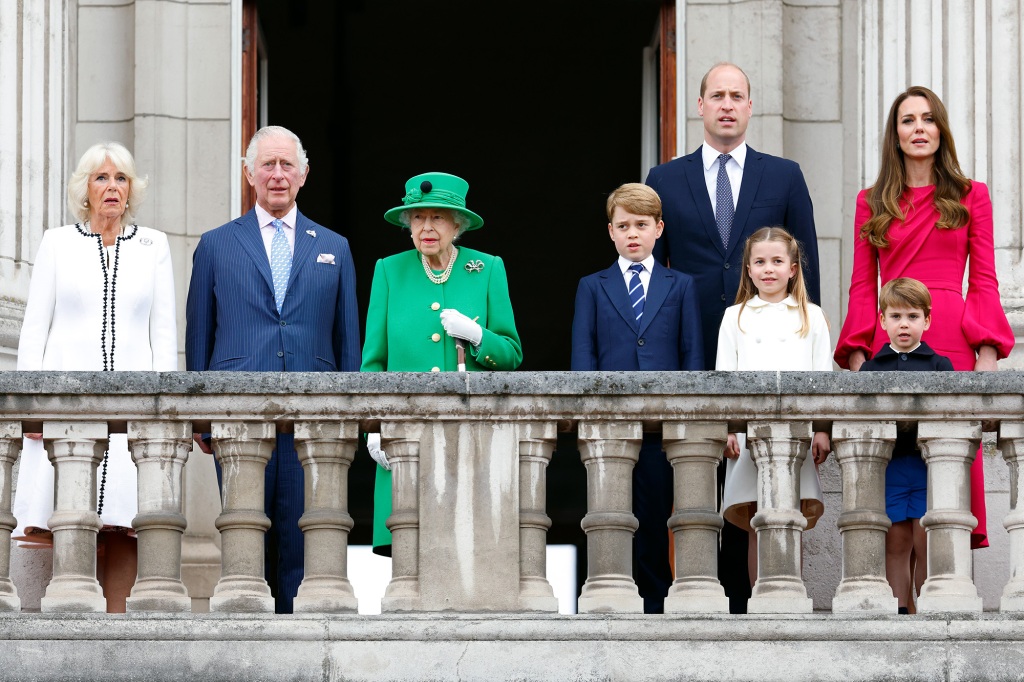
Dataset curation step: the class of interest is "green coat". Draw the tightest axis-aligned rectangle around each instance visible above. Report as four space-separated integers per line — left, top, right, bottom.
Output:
362 247 522 551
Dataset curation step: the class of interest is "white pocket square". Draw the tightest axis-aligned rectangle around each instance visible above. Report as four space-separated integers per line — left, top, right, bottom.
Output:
317 253 335 264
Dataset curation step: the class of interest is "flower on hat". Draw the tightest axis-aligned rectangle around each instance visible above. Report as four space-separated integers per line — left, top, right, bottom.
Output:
402 188 423 205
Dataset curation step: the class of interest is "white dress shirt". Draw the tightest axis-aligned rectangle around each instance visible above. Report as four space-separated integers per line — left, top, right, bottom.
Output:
255 203 297 258
702 142 746 219
617 254 655 296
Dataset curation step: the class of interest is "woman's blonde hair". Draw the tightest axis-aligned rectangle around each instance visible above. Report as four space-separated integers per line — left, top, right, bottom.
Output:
67 142 148 226
735 226 812 337
860 86 970 248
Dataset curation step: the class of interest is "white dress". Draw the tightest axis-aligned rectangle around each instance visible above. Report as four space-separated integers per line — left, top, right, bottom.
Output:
715 295 832 531
13 224 178 546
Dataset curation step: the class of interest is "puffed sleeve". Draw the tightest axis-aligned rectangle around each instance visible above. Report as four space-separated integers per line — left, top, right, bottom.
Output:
149 231 178 371
961 181 1015 359
360 259 389 372
715 305 740 371
468 256 523 371
809 305 833 371
834 190 880 368
17 230 57 371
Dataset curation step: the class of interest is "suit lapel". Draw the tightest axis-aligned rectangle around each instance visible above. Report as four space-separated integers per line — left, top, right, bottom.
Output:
599 263 639 332
638 262 672 336
730 146 765 258
683 149 725 257
233 210 274 293
289 211 318 289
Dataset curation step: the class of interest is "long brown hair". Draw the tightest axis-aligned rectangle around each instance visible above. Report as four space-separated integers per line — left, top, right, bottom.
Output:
735 227 812 337
861 86 970 248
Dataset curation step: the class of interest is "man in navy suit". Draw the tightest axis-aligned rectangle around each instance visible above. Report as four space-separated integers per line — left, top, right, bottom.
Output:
185 125 360 613
645 62 820 613
571 183 703 613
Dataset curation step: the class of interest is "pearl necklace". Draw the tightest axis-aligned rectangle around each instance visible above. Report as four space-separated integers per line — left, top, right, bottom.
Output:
422 246 458 284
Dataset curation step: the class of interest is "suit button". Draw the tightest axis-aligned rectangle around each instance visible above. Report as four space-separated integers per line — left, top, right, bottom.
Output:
431 302 440 311
277 351 284 357
280 321 287 327
432 333 441 342
721 294 727 301
431 366 440 372
724 263 730 269
637 339 645 346
900 354 908 361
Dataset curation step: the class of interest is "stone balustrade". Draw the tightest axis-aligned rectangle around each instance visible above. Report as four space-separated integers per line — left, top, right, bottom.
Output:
0 370 1021 616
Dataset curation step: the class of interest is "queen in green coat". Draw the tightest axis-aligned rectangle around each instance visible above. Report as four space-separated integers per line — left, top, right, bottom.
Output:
362 172 523 555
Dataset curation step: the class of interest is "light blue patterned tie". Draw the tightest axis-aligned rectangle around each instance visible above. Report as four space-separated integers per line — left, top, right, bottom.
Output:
716 153 734 248
628 262 645 322
270 218 291 313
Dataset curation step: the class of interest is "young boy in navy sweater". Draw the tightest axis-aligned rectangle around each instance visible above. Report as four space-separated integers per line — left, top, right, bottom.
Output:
859 277 953 613
571 183 703 613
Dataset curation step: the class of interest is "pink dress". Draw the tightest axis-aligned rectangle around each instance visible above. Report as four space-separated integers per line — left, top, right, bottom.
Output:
835 181 1015 547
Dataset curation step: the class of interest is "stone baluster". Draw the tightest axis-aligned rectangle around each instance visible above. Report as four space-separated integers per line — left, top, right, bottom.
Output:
517 421 558 612
662 421 729 613
124 421 192 612
292 421 358 613
576 421 643 613
381 421 425 612
917 420 983 613
999 421 1024 611
746 420 813 613
831 421 898 613
40 421 107 613
209 421 275 613
0 421 22 611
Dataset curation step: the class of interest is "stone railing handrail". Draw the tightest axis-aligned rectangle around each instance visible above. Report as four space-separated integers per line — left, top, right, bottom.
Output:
0 370 1021 616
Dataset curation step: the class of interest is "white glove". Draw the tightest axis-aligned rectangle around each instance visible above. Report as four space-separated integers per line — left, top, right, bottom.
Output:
440 308 483 346
367 433 390 470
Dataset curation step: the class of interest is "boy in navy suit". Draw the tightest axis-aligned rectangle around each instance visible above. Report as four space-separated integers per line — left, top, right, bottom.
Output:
858 277 953 614
571 183 703 613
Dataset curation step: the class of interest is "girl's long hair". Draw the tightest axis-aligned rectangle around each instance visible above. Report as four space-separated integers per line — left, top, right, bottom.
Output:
735 226 812 337
861 86 971 248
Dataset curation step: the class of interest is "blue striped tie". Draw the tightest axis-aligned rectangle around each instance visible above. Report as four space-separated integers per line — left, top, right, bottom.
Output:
270 218 291 313
628 262 645 322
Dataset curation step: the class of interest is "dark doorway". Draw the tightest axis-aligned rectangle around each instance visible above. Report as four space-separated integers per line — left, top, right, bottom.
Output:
255 0 662 576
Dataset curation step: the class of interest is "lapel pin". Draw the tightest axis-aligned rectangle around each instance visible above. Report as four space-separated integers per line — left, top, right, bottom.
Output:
306 229 316 238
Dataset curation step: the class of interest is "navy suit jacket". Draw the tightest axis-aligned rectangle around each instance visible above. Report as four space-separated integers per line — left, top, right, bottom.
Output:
645 146 819 368
185 209 361 372
571 261 703 371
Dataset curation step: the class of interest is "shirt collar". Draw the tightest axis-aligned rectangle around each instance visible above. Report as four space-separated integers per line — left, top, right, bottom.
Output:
702 142 747 171
746 294 798 309
618 254 656 275
255 203 298 230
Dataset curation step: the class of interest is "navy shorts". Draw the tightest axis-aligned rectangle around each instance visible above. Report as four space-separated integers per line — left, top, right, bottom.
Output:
886 454 927 523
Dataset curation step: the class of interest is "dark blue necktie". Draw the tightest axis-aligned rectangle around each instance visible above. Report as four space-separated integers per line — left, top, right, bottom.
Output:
716 153 734 248
628 262 645 322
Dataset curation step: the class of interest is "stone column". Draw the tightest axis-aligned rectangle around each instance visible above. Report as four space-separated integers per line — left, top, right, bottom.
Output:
576 421 643 614
1000 421 1024 611
208 421 274 613
662 421 729 613
830 421 898 613
39 421 107 613
917 420 983 613
381 421 425 612
292 421 358 614
125 421 192 612
517 421 558 612
746 420 813 614
0 421 21 611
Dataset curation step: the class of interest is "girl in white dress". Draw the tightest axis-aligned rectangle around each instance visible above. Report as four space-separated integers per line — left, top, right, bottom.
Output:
716 226 832 588
14 142 177 612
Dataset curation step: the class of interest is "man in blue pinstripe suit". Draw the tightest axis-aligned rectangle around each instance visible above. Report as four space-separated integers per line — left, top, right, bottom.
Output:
185 125 361 613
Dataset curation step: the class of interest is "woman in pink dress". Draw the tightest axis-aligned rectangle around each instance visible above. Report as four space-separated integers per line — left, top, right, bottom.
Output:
835 85 1014 549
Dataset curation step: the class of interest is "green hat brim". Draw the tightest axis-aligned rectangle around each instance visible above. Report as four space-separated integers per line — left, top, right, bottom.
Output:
383 203 484 231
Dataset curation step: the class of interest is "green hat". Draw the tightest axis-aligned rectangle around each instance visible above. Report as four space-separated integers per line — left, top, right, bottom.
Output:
383 172 484 231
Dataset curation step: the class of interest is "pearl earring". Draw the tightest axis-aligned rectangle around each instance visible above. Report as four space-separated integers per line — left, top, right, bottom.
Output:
83 201 88 207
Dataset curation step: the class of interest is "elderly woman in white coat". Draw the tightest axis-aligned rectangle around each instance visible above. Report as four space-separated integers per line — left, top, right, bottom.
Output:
14 141 177 612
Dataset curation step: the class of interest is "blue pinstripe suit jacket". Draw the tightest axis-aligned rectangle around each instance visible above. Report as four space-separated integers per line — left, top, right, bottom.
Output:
185 209 361 372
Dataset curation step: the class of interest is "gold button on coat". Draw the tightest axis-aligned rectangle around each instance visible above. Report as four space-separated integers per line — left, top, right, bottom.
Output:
431 302 440 311
431 366 440 372
431 333 441 342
